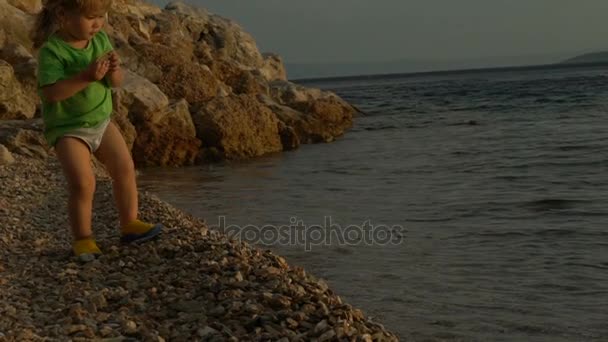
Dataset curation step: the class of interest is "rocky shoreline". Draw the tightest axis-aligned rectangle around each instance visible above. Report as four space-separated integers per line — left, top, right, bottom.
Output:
0 0 399 339
0 155 399 341
1 0 357 166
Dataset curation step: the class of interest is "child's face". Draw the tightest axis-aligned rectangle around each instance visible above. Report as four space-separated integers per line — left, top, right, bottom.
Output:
61 9 106 41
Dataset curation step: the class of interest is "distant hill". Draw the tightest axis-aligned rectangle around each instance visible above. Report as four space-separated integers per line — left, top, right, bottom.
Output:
562 52 608 64
286 52 572 80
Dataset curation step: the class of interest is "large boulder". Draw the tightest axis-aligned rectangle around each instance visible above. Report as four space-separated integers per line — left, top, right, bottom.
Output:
114 71 201 166
0 119 49 159
111 0 162 19
193 94 282 160
265 81 355 143
0 28 6 50
165 1 264 69
292 96 355 142
106 33 164 83
159 98 196 137
7 0 40 14
132 121 201 167
163 1 210 41
269 80 328 104
276 120 300 151
0 42 32 65
0 0 34 49
0 60 36 120
115 70 169 124
211 60 268 96
110 93 137 151
0 43 39 111
260 53 287 81
156 57 221 107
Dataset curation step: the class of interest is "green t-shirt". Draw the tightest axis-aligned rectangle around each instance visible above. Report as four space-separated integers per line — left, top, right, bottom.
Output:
37 30 114 147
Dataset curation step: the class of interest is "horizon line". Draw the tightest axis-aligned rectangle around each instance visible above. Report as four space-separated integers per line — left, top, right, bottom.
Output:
291 61 608 83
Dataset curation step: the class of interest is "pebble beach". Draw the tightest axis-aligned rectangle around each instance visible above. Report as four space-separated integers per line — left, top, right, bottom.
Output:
0 155 399 341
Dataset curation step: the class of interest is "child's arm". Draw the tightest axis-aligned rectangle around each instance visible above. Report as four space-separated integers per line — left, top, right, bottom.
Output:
41 72 92 102
104 51 124 88
42 58 110 102
105 67 124 88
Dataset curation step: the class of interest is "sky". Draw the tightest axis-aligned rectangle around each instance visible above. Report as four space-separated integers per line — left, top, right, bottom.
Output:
169 0 607 65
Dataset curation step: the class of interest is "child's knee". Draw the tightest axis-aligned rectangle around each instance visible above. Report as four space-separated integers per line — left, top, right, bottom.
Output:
113 159 135 179
68 175 96 196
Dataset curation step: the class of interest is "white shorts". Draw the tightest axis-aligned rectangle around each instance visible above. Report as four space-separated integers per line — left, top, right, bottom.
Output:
62 117 111 153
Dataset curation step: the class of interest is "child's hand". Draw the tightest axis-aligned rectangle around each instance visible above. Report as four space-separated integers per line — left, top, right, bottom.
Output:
107 51 121 73
82 58 110 82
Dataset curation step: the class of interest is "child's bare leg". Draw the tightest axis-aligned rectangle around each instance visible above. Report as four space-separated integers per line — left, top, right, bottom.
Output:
94 121 162 243
93 121 137 226
55 137 95 240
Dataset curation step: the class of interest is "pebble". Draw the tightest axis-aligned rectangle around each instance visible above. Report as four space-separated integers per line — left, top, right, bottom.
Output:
0 154 398 341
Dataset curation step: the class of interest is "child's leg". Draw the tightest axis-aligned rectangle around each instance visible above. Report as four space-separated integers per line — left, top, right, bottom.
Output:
54 137 96 240
93 121 162 243
92 122 137 227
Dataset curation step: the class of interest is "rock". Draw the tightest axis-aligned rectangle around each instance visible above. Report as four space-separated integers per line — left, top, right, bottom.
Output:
314 319 329 335
7 0 40 14
156 60 220 107
285 317 298 329
269 294 291 309
0 27 5 48
277 120 300 151
65 324 87 335
244 303 261 315
259 94 352 144
318 329 336 342
197 326 219 338
0 0 33 48
132 120 201 167
292 96 355 141
111 0 162 19
69 304 87 323
0 119 49 159
358 333 373 342
110 100 137 152
115 80 202 166
89 293 107 310
0 42 32 65
170 300 206 313
0 60 36 120
164 1 263 68
122 320 137 335
211 60 268 96
159 99 196 137
0 144 14 165
193 94 282 160
116 70 169 123
164 1 211 40
99 325 114 337
268 81 355 141
209 305 226 316
269 80 326 105
259 53 287 81
0 44 39 108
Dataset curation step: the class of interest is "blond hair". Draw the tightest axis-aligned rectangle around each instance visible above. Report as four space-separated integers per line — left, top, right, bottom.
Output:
31 0 112 49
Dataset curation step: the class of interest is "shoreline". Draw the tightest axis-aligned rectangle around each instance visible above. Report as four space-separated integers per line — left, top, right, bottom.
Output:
0 154 399 341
